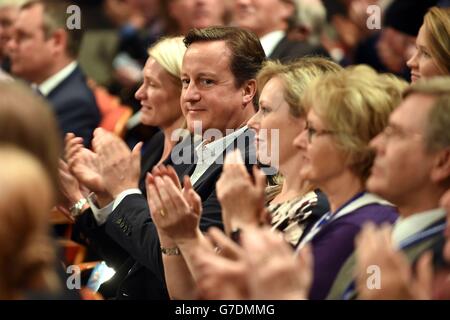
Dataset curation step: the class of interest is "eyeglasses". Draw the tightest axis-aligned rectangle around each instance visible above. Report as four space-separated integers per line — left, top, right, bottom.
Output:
305 122 335 144
381 124 422 142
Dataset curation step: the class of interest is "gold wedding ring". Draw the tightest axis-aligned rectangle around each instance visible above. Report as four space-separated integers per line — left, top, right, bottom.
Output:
160 209 166 217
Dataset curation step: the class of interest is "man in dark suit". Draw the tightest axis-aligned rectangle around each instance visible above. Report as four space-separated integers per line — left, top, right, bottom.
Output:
327 77 450 300
69 26 266 299
232 0 328 62
7 0 100 147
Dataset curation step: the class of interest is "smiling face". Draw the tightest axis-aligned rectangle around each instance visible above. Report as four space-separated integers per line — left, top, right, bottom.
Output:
293 108 348 189
247 76 305 168
232 0 293 37
406 25 445 83
135 57 183 128
180 40 249 134
366 93 437 207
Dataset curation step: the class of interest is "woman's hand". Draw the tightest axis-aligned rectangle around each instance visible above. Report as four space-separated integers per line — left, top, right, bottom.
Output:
241 227 312 300
216 150 266 234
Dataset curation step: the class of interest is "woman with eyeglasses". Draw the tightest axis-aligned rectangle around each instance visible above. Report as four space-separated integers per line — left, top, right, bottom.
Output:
217 57 342 248
293 65 408 300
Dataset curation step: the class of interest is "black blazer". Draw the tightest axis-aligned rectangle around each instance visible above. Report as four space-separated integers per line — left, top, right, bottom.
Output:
73 129 256 299
269 36 330 63
46 65 100 147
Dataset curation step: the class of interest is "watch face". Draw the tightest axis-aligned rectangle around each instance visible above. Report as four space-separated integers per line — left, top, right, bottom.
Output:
70 199 87 217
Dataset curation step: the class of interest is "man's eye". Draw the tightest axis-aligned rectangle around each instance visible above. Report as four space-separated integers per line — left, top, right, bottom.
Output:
200 79 214 86
181 79 190 87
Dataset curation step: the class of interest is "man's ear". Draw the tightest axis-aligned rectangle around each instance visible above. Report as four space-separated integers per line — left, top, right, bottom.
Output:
242 79 257 108
50 28 68 56
431 148 450 184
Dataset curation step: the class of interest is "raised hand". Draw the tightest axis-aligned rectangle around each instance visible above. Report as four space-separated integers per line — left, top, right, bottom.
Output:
216 149 267 234
92 128 142 198
191 227 249 300
355 223 433 300
59 159 85 205
241 227 312 300
65 133 105 194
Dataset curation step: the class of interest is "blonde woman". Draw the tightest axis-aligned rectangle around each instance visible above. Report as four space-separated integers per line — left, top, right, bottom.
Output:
65 36 187 209
0 146 59 299
407 7 450 82
293 65 408 299
63 37 188 299
217 57 342 247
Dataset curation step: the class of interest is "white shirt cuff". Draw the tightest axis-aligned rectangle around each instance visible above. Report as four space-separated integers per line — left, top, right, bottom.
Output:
112 188 142 211
87 189 142 225
87 193 114 226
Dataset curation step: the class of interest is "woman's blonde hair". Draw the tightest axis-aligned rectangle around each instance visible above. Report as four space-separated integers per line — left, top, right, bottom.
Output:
303 65 408 182
148 36 187 85
257 57 342 188
257 57 343 118
0 146 59 299
423 7 450 75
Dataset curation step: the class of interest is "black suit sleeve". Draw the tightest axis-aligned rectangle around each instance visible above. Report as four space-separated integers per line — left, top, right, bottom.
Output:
55 96 100 148
103 185 224 283
72 209 130 270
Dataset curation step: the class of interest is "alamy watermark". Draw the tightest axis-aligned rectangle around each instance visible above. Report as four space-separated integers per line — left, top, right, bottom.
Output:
66 5 81 30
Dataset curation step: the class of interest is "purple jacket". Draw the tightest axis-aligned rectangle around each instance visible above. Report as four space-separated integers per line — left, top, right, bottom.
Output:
308 203 398 300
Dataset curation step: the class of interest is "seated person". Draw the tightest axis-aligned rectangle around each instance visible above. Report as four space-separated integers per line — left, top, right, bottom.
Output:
0 146 60 299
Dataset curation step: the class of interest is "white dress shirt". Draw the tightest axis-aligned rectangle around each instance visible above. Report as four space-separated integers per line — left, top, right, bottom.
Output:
89 126 248 225
37 61 77 96
259 30 285 57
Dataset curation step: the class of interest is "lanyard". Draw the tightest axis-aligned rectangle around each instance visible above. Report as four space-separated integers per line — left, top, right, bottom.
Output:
309 191 366 235
342 220 447 300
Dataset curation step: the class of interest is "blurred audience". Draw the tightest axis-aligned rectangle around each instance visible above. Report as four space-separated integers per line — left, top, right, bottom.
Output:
0 0 27 74
7 0 100 147
0 81 83 299
232 0 328 61
162 0 229 36
0 81 61 194
0 146 60 300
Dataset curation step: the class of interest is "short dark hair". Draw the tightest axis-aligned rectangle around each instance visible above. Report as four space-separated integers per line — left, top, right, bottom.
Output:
184 26 266 92
22 0 83 58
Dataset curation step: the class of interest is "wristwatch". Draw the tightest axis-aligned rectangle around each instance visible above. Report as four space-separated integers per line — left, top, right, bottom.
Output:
69 198 88 218
160 246 181 256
